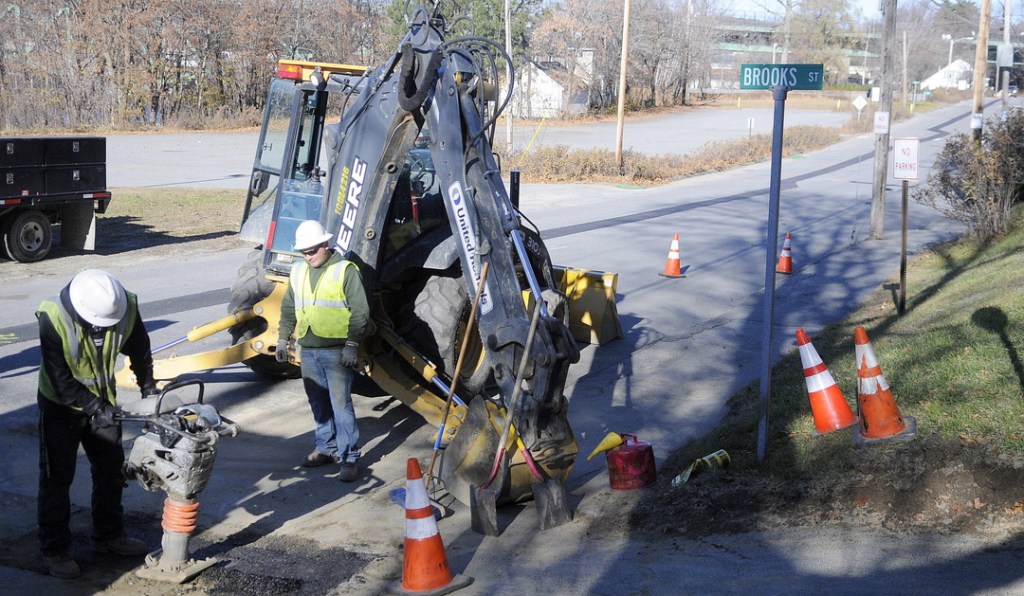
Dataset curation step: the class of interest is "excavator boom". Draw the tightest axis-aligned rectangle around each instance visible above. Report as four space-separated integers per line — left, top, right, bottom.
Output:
119 4 623 533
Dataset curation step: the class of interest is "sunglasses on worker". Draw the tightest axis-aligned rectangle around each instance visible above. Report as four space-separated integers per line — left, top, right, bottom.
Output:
300 244 323 256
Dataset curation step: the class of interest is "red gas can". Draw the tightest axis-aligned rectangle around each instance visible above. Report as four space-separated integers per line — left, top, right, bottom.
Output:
606 433 656 490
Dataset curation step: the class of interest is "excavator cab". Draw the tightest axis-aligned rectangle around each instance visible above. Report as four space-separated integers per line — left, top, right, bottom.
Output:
239 60 367 275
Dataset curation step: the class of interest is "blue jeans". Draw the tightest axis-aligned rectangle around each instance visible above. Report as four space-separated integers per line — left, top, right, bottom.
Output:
299 347 360 464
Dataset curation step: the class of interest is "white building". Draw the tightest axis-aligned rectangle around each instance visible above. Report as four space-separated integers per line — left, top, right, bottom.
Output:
920 59 972 90
511 49 594 119
512 62 568 118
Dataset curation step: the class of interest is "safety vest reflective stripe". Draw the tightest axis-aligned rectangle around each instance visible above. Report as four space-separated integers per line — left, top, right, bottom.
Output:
36 293 138 408
293 261 347 310
289 259 355 339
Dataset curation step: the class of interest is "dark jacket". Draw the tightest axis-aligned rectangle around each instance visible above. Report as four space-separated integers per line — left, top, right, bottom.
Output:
36 284 154 412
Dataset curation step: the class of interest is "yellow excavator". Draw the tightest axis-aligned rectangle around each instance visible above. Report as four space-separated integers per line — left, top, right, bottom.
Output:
117 4 620 532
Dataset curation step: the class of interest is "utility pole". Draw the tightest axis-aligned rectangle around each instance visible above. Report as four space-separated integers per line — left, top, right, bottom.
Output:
871 0 897 240
782 0 792 63
1001 0 1011 115
971 0 991 141
505 0 513 151
615 0 632 171
684 0 692 105
902 30 908 109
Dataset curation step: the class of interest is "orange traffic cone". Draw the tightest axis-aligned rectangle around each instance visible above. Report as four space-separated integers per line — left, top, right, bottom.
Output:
853 326 916 446
387 458 473 595
796 328 857 434
659 233 685 278
776 233 793 274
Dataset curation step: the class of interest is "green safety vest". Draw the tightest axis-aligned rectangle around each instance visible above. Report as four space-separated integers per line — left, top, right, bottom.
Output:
289 259 355 340
36 292 138 409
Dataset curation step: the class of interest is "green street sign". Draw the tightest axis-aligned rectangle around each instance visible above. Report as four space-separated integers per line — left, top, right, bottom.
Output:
739 64 824 90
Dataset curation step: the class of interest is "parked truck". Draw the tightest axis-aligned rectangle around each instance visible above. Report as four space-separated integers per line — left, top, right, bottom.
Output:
0 136 111 262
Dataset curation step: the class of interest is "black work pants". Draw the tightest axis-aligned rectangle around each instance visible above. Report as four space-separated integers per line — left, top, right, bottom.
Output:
37 394 125 554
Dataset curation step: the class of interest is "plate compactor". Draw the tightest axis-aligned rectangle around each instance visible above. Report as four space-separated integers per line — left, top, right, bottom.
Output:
118 379 239 583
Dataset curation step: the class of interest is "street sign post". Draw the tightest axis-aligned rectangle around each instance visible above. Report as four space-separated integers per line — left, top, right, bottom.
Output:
739 64 824 90
748 63 823 463
893 138 919 315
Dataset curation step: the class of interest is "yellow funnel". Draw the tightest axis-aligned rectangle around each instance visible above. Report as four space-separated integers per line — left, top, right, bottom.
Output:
586 431 624 461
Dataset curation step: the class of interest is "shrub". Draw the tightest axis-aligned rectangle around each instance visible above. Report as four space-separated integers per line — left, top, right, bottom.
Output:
914 110 1024 241
502 125 839 185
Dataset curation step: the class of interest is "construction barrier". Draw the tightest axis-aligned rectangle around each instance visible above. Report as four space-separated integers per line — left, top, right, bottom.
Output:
554 266 623 346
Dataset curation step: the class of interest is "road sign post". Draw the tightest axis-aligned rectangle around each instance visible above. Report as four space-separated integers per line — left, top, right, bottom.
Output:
745 64 823 463
893 138 919 315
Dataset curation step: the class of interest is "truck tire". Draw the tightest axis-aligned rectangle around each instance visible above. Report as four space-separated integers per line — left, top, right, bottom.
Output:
0 216 11 261
410 273 492 396
228 248 300 379
2 210 52 262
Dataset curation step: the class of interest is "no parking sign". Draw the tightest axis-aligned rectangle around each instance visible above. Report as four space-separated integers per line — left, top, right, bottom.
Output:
893 138 919 181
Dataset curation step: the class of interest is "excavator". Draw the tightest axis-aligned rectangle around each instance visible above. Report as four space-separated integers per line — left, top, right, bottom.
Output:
118 3 620 530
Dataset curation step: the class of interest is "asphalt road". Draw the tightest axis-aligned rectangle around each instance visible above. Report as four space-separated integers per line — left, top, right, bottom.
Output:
102 105 851 189
3 100 1023 594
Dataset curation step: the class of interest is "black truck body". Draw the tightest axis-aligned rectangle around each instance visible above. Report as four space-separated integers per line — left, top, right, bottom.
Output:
0 136 111 262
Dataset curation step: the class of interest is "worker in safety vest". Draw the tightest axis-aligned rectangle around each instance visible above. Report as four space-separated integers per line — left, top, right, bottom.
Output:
36 269 157 579
277 220 370 482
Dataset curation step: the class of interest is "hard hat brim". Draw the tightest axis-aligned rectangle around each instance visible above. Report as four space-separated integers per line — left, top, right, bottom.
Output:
77 301 128 327
293 231 333 251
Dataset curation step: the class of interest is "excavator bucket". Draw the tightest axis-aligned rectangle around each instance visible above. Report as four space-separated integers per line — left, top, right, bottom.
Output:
441 399 578 522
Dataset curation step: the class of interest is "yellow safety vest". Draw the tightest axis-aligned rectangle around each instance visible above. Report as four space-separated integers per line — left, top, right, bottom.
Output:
36 292 138 408
289 259 355 339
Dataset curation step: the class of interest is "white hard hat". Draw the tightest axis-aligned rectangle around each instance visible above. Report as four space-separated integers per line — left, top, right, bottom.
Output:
69 269 128 327
294 220 333 251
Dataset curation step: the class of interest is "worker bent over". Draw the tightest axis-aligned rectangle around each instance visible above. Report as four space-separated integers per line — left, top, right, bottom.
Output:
36 269 158 579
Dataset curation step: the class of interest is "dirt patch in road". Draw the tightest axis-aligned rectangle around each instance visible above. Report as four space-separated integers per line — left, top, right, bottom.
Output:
583 431 1024 542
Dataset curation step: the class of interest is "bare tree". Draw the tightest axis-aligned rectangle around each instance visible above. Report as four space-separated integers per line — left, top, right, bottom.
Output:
530 0 619 112
789 0 856 84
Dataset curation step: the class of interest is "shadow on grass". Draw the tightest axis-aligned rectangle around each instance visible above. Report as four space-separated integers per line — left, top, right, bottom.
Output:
39 215 239 261
972 305 1024 397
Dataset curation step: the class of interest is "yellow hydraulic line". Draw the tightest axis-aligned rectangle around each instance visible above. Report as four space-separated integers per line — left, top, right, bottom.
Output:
366 326 469 430
150 309 258 355
377 326 447 388
186 310 257 342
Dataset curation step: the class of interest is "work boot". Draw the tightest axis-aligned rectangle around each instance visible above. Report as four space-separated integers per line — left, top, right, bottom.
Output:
339 462 359 482
43 552 81 579
93 534 150 556
303 450 341 468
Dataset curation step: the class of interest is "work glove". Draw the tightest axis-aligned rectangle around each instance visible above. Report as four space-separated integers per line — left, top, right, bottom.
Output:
341 342 359 369
275 339 291 363
141 382 160 399
87 402 118 429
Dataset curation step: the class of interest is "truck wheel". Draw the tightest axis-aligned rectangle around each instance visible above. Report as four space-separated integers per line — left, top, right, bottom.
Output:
228 248 300 379
1 210 52 262
411 274 492 396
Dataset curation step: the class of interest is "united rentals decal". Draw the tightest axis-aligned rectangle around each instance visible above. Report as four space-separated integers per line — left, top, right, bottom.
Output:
447 181 493 314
